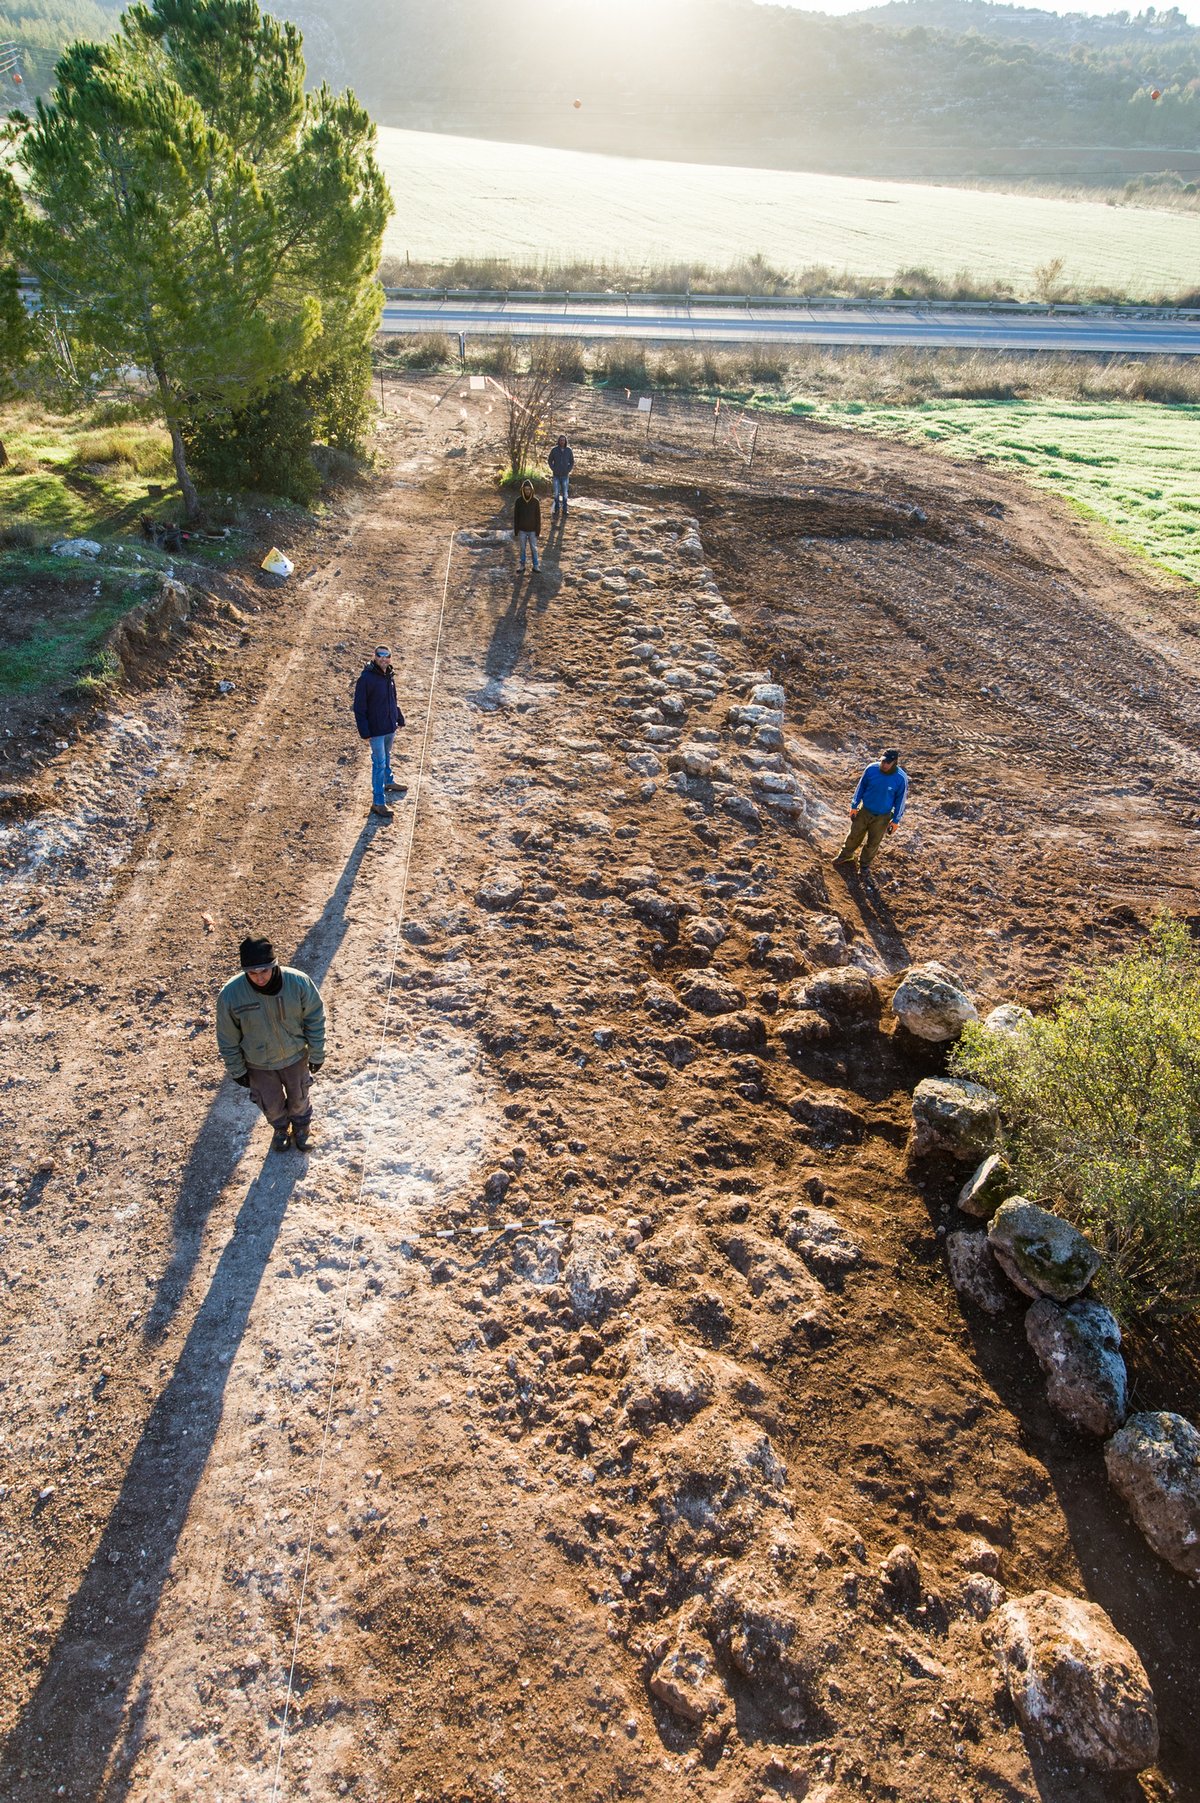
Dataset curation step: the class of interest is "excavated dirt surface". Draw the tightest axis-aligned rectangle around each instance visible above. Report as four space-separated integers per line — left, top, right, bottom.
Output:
1 378 1198 1803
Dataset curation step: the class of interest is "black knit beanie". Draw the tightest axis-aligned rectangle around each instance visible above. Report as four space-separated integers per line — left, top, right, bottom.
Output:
239 935 276 969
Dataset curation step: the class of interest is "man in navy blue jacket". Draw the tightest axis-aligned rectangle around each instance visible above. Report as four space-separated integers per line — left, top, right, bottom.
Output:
833 747 908 877
548 436 574 517
353 645 405 821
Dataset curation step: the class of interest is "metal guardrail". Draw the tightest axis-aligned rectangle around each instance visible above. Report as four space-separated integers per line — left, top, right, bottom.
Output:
379 286 1200 322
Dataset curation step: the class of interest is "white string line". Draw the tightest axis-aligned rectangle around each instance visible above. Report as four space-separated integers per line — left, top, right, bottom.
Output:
268 530 458 1802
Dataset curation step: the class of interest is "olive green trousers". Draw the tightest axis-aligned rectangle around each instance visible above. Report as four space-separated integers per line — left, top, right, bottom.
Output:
836 807 892 869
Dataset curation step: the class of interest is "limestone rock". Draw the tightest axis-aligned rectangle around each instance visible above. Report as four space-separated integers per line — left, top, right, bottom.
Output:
946 1230 1015 1315
627 890 681 932
620 1327 714 1421
648 1625 730 1727
983 1002 1034 1043
1026 1299 1127 1437
910 1077 999 1161
987 1199 1100 1301
801 913 850 967
776 1009 832 1051
708 1009 766 1051
713 1575 812 1692
678 973 745 1017
961 1574 1006 1621
991 1590 1159 1775
784 1205 863 1275
958 1152 1015 1220
715 1228 829 1335
476 870 524 910
563 1220 640 1323
789 966 880 1021
892 961 978 1041
1105 1411 1200 1578
879 1543 921 1610
685 916 727 952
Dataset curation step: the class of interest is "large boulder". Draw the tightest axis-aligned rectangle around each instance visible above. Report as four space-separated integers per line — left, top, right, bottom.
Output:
891 961 978 1042
990 1591 1159 1775
946 1230 1015 1315
910 1077 999 1161
1105 1411 1200 1578
987 1199 1100 1301
958 1152 1015 1220
1025 1299 1127 1437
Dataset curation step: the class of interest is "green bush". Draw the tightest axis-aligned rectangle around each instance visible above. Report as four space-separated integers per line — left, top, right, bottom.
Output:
951 916 1200 1327
185 381 320 505
184 350 373 505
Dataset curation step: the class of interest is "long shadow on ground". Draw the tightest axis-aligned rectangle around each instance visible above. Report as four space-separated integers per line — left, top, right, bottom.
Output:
144 819 378 1341
0 1151 303 1801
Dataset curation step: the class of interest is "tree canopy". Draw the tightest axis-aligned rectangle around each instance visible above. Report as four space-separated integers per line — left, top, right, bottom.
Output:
0 166 30 464
12 0 391 515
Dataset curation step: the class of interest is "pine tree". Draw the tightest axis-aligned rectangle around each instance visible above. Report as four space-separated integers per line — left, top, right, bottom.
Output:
13 0 391 518
0 169 30 469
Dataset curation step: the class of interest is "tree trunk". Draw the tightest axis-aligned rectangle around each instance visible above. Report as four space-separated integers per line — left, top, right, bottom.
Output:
0 436 8 468
152 360 202 522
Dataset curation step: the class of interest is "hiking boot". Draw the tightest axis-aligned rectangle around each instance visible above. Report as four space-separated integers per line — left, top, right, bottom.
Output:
270 1123 291 1153
370 803 394 820
292 1120 311 1152
384 781 407 795
831 856 857 868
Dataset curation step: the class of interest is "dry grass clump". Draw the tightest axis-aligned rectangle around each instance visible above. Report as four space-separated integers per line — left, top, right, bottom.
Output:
70 427 171 474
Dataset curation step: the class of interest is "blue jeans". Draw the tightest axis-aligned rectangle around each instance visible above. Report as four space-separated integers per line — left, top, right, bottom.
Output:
553 475 569 510
369 732 395 806
517 530 539 569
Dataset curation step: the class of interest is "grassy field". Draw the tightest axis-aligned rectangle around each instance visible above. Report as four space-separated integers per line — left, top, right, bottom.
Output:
376 129 1200 298
796 397 1200 585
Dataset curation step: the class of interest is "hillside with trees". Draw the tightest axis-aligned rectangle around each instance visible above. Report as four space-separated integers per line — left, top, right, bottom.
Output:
4 0 1200 179
279 0 1200 181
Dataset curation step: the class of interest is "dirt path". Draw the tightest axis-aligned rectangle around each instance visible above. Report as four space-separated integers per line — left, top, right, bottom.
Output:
1 383 1197 1803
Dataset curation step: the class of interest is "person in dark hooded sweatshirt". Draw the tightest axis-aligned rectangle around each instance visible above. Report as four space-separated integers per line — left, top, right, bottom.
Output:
514 479 541 571
353 643 405 821
216 937 326 1152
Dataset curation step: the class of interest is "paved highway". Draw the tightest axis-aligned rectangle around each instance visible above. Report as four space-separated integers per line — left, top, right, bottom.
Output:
380 297 1200 356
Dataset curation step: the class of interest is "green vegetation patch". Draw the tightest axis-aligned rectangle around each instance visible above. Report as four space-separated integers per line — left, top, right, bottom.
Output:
0 399 174 534
800 396 1200 585
0 558 133 696
952 917 1200 1328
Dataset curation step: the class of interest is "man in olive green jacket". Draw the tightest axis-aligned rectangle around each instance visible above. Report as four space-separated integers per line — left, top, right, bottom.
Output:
216 936 327 1152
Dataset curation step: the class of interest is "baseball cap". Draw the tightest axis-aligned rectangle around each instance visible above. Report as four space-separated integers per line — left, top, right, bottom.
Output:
881 748 900 764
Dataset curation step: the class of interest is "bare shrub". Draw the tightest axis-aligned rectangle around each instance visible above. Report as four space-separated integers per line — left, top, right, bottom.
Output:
501 339 568 482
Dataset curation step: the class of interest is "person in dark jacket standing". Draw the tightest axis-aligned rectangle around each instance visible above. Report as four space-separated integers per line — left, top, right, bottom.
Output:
833 747 909 878
548 435 574 517
216 936 326 1152
353 644 405 821
514 480 541 571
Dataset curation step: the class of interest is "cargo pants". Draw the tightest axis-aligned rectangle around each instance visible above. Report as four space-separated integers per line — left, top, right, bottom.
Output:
247 1056 312 1133
836 806 893 870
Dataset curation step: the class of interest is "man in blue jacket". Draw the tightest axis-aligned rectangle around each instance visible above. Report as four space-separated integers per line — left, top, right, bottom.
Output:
353 644 405 821
833 747 909 877
548 435 574 517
